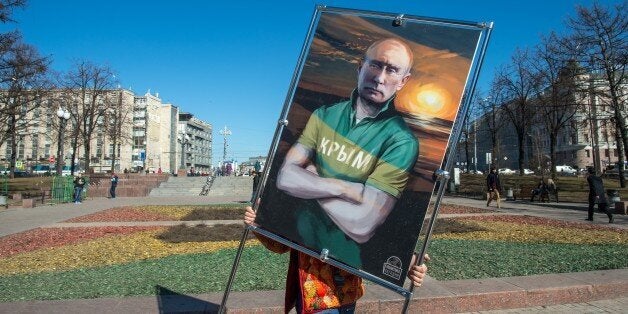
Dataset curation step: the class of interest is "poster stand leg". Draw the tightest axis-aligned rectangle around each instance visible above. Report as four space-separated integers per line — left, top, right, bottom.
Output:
218 226 251 314
402 169 450 314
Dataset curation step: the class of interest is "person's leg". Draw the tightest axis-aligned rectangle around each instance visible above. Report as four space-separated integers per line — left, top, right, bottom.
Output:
587 199 594 220
74 187 81 203
495 190 501 208
600 203 613 223
486 192 492 206
112 186 116 198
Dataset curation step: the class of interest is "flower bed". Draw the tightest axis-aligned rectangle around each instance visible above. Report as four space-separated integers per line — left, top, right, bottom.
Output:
64 205 246 222
0 204 626 302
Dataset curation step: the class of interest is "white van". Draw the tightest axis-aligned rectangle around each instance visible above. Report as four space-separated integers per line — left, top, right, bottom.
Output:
555 165 577 175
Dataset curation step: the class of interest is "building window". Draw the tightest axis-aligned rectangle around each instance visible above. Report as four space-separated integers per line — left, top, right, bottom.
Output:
96 138 103 157
586 150 590 158
31 134 39 159
614 149 618 157
605 149 609 158
18 140 25 160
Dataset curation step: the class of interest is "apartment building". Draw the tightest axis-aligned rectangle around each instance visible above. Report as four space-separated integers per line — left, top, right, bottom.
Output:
0 89 212 175
178 112 212 174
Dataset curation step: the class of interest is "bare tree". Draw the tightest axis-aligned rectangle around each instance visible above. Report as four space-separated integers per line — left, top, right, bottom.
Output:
0 36 50 177
564 1 627 186
459 92 480 172
494 48 539 175
0 0 27 23
479 83 508 169
105 89 133 173
531 33 584 179
62 61 115 174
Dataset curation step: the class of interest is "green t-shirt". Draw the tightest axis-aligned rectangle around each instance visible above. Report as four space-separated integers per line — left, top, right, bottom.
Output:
294 90 419 268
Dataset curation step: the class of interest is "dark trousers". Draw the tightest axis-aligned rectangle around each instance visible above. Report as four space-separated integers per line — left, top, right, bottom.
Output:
110 185 117 198
588 198 611 220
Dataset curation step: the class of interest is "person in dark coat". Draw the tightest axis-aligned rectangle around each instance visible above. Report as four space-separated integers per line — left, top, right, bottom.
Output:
586 167 613 223
486 166 501 208
73 173 86 204
251 171 261 203
530 179 548 202
110 173 119 199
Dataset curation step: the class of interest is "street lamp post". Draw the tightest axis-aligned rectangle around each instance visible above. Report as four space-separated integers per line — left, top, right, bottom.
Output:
178 133 190 172
55 107 71 176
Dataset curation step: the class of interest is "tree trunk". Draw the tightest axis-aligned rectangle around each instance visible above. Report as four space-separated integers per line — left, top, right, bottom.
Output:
550 133 557 179
614 119 626 187
517 132 525 175
70 132 79 175
83 138 91 174
464 133 471 172
110 136 118 173
8 114 16 179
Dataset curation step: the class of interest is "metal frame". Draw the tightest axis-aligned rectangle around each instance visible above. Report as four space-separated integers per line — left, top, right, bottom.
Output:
220 5 493 313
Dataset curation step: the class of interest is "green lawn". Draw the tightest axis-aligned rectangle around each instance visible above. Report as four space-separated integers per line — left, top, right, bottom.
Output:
1 240 626 302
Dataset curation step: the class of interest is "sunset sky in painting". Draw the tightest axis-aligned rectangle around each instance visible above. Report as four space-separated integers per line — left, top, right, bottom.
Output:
300 14 479 123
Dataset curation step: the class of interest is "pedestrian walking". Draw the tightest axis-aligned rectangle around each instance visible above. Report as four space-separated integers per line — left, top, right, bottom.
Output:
586 167 613 223
486 166 501 208
73 173 86 204
251 171 262 203
109 173 119 199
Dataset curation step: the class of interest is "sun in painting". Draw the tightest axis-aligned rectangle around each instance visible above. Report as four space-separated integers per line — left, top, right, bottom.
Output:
395 82 458 121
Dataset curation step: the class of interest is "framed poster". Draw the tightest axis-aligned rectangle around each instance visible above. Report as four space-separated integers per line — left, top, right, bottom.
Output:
253 6 491 290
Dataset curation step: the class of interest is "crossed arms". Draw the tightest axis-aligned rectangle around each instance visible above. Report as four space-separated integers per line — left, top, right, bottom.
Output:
276 143 397 243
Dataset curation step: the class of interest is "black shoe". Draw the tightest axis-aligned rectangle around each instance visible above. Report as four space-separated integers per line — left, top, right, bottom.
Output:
585 218 593 221
609 216 614 223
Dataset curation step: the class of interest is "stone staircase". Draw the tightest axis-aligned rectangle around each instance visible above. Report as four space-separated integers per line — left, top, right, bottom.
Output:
148 175 253 198
205 176 252 199
148 176 211 197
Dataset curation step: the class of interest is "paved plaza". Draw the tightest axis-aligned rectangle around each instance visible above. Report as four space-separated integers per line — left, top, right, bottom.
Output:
0 193 625 313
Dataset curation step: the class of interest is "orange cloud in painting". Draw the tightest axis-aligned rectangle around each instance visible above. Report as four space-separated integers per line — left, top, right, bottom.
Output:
396 83 457 121
393 42 472 122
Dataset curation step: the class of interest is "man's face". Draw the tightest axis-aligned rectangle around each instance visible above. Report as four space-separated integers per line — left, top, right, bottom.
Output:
357 40 412 105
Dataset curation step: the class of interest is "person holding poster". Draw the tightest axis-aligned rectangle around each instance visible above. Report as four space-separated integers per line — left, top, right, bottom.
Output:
276 38 419 268
244 206 428 313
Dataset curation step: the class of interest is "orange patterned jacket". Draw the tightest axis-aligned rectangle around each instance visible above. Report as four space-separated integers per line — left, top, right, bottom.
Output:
256 234 364 313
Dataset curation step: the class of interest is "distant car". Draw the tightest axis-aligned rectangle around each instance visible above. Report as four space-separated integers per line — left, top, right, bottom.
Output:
523 168 535 175
13 170 29 177
62 166 84 176
470 170 483 175
498 168 516 175
31 165 52 175
555 165 577 176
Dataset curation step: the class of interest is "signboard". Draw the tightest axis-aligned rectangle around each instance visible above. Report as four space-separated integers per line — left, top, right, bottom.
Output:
243 5 491 295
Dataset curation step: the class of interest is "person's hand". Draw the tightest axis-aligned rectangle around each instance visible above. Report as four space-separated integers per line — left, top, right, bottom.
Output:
244 206 257 226
408 254 430 287
338 180 364 204
304 163 318 175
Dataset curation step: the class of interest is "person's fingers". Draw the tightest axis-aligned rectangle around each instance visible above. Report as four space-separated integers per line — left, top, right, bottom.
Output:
423 254 430 262
409 264 428 286
244 206 257 225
